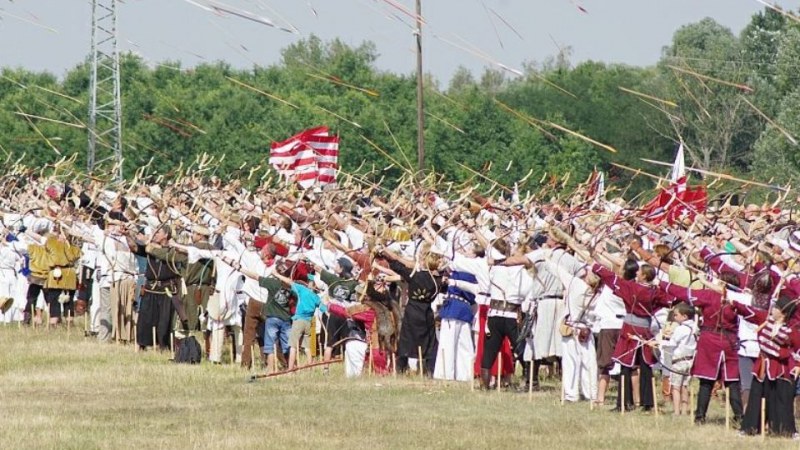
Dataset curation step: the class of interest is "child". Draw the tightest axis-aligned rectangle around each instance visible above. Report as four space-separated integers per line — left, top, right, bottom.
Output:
287 272 325 371
660 302 697 416
731 296 800 438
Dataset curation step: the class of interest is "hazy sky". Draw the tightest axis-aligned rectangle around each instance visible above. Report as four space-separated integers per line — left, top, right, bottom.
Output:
1 0 799 83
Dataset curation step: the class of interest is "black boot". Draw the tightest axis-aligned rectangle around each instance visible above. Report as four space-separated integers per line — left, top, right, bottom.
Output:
613 368 636 412
480 369 492 390
517 361 531 392
531 360 541 390
725 381 744 426
695 379 714 424
515 361 534 392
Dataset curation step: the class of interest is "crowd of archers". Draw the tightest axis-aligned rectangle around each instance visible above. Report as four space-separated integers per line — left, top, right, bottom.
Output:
3 172 800 440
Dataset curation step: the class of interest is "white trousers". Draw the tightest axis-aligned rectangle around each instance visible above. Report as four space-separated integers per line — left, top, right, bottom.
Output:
89 281 102 333
434 319 474 382
209 324 241 363
344 340 368 378
96 287 112 341
561 335 598 402
209 327 225 363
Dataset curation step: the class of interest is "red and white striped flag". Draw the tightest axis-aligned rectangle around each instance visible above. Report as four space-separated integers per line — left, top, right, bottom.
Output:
268 126 339 188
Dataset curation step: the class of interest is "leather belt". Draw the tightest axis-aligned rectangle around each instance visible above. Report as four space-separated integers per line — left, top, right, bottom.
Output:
489 299 521 313
623 314 651 328
145 279 179 294
700 326 734 336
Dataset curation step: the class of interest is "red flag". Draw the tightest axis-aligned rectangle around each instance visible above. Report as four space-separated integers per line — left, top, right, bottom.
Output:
642 177 707 224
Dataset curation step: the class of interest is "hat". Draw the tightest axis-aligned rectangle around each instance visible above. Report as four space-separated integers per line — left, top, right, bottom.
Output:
228 213 242 224
336 257 354 274
192 225 211 236
148 185 162 198
547 226 569 245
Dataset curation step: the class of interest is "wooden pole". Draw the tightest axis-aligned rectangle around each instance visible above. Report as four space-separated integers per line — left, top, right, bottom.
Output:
760 397 766 439
392 354 397 379
152 327 156 349
528 361 534 402
621 375 626 416
689 381 695 425
652 377 658 417
418 346 423 379
415 0 425 174
343 343 348 378
470 354 475 392
31 305 36 330
725 386 730 430
171 333 175 353
84 311 88 333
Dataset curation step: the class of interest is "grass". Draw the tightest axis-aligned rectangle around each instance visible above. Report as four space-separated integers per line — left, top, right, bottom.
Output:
0 322 793 449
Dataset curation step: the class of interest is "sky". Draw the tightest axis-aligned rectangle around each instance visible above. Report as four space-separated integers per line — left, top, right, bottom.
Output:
1 0 799 84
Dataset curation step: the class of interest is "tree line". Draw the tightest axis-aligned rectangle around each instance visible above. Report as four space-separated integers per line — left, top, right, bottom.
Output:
0 8 798 200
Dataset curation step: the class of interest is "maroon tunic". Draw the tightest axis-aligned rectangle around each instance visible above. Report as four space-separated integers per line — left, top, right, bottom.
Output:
660 282 740 381
701 246 800 327
593 264 670 368
700 246 754 288
732 301 800 382
700 247 781 297
781 275 800 328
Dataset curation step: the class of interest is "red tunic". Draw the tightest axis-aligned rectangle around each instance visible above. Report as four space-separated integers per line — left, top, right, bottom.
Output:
732 302 800 382
700 246 751 289
327 303 389 375
593 264 670 368
660 282 740 381
700 247 780 296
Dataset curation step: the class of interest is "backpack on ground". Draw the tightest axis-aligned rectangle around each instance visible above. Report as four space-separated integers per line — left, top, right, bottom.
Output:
175 336 202 364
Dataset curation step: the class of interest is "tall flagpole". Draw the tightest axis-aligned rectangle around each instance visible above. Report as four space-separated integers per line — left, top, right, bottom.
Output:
415 0 425 175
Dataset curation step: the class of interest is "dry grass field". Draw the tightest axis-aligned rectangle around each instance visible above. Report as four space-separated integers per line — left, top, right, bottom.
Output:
0 323 794 449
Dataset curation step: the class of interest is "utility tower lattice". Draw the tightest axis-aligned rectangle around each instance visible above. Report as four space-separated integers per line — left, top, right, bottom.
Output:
88 0 123 181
